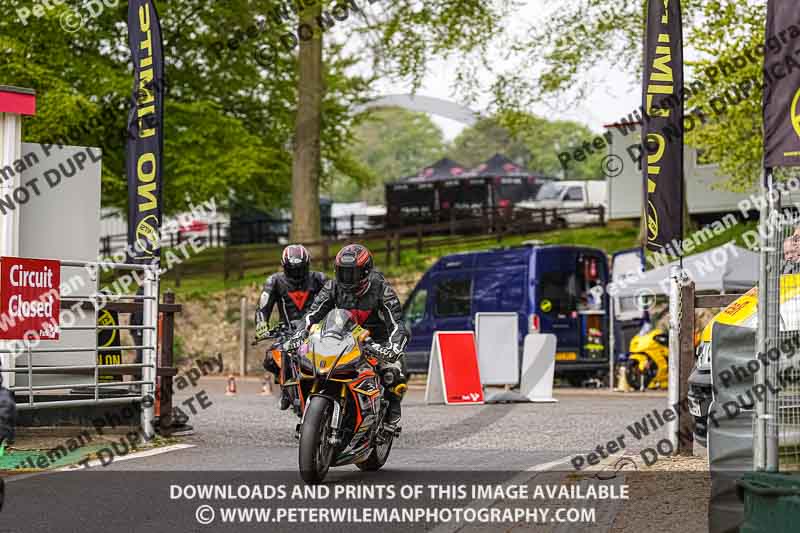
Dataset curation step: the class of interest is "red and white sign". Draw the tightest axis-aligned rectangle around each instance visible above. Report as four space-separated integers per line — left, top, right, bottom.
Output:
424 331 484 405
0 257 60 340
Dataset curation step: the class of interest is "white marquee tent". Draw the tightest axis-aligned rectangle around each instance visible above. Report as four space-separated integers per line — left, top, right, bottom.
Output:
613 243 759 297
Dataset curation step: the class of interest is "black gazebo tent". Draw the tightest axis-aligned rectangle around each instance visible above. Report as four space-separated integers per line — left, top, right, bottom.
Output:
468 153 549 207
385 158 469 227
384 155 553 228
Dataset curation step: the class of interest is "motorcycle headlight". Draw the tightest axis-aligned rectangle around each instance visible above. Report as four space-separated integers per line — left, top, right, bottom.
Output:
316 357 331 374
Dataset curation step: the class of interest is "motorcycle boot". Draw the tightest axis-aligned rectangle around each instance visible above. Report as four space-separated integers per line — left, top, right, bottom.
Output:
378 360 406 427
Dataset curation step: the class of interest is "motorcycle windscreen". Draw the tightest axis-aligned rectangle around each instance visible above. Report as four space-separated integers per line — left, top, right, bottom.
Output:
320 309 357 340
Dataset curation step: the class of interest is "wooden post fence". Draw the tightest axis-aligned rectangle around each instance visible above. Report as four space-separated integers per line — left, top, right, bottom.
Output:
677 280 696 456
321 241 329 271
158 291 179 433
393 233 401 266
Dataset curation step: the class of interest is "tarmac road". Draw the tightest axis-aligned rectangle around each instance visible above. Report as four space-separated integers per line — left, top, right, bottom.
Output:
1 378 672 532
103 377 671 473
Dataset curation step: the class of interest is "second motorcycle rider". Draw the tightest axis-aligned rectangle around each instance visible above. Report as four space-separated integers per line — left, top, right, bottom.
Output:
255 244 327 409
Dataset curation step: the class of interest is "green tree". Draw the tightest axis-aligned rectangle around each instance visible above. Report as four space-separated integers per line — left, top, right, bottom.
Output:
325 107 446 203
290 0 514 240
449 113 605 178
1 0 369 216
479 0 764 190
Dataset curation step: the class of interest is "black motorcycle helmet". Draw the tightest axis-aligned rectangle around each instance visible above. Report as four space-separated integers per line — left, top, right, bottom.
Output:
335 244 373 295
281 244 310 284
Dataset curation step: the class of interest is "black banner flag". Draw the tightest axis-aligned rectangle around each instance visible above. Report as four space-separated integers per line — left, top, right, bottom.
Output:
764 0 800 168
642 0 683 253
127 0 164 263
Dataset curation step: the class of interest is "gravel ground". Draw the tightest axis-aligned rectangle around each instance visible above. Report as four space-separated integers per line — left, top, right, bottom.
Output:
608 456 709 533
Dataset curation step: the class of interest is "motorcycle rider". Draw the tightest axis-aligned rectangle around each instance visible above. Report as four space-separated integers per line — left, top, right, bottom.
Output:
301 244 409 427
255 244 327 409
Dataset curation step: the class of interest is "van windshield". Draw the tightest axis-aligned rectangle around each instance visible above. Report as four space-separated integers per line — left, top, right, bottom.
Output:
539 272 578 314
536 182 563 201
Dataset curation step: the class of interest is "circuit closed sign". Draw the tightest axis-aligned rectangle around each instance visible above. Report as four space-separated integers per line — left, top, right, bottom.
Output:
0 257 60 340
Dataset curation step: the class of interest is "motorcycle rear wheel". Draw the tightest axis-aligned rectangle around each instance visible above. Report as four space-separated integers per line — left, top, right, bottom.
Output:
299 397 335 484
356 431 394 471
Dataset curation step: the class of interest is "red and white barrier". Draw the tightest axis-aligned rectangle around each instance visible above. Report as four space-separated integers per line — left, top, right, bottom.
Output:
424 332 484 405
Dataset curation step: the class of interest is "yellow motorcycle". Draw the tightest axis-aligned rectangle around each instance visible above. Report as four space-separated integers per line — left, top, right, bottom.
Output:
625 323 669 390
283 309 403 484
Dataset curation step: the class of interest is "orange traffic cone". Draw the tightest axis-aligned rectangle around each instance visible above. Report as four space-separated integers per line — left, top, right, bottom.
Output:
259 373 274 396
225 374 238 396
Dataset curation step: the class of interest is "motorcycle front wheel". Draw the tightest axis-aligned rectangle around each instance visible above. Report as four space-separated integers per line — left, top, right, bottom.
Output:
299 396 335 484
625 358 655 390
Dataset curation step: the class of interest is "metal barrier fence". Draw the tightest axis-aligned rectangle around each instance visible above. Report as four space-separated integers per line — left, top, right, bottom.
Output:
758 175 800 471
0 260 159 438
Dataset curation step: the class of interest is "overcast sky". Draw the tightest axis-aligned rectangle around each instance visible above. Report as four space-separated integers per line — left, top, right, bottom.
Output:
352 0 641 141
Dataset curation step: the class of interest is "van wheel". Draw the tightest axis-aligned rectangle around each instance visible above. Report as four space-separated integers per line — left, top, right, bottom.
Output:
555 218 567 229
566 375 585 387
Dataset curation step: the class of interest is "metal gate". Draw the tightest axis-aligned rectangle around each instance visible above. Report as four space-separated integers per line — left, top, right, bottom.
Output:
0 259 158 438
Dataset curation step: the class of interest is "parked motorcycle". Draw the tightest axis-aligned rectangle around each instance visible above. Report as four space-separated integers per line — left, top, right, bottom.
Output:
624 323 669 390
264 309 402 484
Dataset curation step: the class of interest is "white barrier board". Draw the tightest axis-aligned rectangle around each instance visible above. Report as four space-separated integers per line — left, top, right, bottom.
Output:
475 312 519 386
520 333 558 403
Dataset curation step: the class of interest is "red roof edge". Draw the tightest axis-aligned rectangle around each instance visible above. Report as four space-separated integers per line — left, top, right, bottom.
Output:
0 86 36 116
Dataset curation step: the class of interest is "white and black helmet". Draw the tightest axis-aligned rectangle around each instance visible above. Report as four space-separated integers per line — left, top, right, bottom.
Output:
281 244 311 283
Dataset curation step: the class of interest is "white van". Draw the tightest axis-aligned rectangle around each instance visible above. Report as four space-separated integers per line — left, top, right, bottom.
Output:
518 180 607 226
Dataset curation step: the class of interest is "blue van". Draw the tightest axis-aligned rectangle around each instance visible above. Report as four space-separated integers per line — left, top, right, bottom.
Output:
401 245 609 383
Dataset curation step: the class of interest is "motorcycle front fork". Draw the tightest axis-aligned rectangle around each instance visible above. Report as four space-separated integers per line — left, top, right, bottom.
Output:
294 383 346 446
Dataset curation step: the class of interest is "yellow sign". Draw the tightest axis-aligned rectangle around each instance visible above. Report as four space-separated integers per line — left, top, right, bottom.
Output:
97 309 122 382
555 352 577 361
540 299 553 313
785 88 800 157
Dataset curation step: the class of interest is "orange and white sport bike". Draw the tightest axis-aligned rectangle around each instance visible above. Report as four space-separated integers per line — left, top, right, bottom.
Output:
278 309 404 484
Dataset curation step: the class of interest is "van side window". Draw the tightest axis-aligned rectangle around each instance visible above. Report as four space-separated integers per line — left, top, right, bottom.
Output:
539 272 577 314
404 289 428 323
434 279 471 317
565 187 584 201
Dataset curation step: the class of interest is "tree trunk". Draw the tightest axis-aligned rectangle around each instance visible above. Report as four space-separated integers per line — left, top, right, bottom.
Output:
290 6 323 243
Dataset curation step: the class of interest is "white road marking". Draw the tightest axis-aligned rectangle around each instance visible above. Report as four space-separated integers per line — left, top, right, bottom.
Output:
55 443 196 471
5 443 196 483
